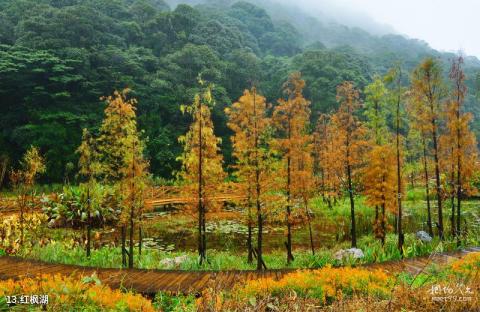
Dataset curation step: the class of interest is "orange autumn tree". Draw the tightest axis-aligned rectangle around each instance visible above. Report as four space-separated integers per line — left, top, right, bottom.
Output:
332 82 366 248
385 65 407 253
441 56 478 242
313 114 328 202
226 87 275 269
273 72 314 263
362 144 397 246
178 80 225 265
314 114 343 207
120 135 148 269
362 76 397 246
411 58 447 239
407 98 434 237
96 89 148 268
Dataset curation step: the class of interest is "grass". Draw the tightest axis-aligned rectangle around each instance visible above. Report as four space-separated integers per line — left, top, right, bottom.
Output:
18 230 479 271
157 252 480 312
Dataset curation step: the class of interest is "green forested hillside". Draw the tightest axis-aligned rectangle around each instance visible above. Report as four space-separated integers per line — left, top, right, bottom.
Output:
0 0 479 182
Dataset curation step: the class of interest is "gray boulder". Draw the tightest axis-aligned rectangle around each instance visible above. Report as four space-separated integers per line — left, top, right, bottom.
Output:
334 248 365 261
159 255 188 268
416 230 432 242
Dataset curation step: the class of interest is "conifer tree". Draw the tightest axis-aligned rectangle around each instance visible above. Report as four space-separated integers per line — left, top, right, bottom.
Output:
363 76 390 243
385 66 406 253
314 114 344 207
97 89 146 268
332 82 366 248
77 129 101 258
444 56 478 243
273 72 312 263
408 92 435 237
411 58 447 239
178 80 225 265
226 87 274 269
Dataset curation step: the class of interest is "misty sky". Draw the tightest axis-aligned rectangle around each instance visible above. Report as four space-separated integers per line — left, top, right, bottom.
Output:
291 0 479 57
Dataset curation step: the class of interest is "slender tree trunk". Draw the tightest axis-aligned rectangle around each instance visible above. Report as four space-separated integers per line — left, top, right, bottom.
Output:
20 199 25 246
256 168 264 270
0 157 7 189
256 189 264 270
422 137 434 237
305 201 315 255
129 208 134 268
347 163 356 248
381 203 386 246
346 129 356 248
456 98 462 246
450 154 456 238
86 187 91 258
198 98 206 264
138 224 142 256
121 225 127 268
286 155 294 263
247 207 253 263
431 117 444 239
381 173 386 247
253 88 266 270
395 74 404 255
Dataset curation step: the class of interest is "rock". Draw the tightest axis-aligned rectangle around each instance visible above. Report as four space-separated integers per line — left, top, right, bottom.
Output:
416 230 432 242
47 219 56 228
334 248 364 261
160 255 188 268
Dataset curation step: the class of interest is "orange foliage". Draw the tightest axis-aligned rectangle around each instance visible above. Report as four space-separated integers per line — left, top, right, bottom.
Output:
362 143 398 240
234 266 392 304
226 88 276 215
177 82 226 213
273 72 314 205
0 274 155 311
331 82 367 187
314 114 344 203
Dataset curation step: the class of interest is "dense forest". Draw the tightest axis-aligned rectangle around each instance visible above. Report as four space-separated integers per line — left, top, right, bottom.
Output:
1 0 479 182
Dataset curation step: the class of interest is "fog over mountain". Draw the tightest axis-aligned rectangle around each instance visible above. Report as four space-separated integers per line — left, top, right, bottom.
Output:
168 0 479 58
275 0 480 58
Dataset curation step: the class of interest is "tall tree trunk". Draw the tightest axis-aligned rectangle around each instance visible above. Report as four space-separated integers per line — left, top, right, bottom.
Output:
0 157 7 189
450 153 456 238
198 97 206 265
395 72 404 255
253 88 266 270
129 207 134 268
305 201 315 255
138 224 142 256
431 117 444 239
20 197 25 246
347 164 356 248
381 173 386 247
346 128 356 248
455 91 462 246
247 208 253 263
255 161 265 270
422 137 434 237
121 225 127 268
256 189 264 270
86 187 91 258
247 195 253 263
286 155 294 264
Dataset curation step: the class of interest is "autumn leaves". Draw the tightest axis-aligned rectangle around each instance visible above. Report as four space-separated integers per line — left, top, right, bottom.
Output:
178 56 478 267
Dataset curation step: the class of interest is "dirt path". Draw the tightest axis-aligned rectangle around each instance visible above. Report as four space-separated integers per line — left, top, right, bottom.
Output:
0 247 478 295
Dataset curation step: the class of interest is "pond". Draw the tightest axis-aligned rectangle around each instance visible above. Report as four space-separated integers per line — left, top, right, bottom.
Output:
96 199 479 253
